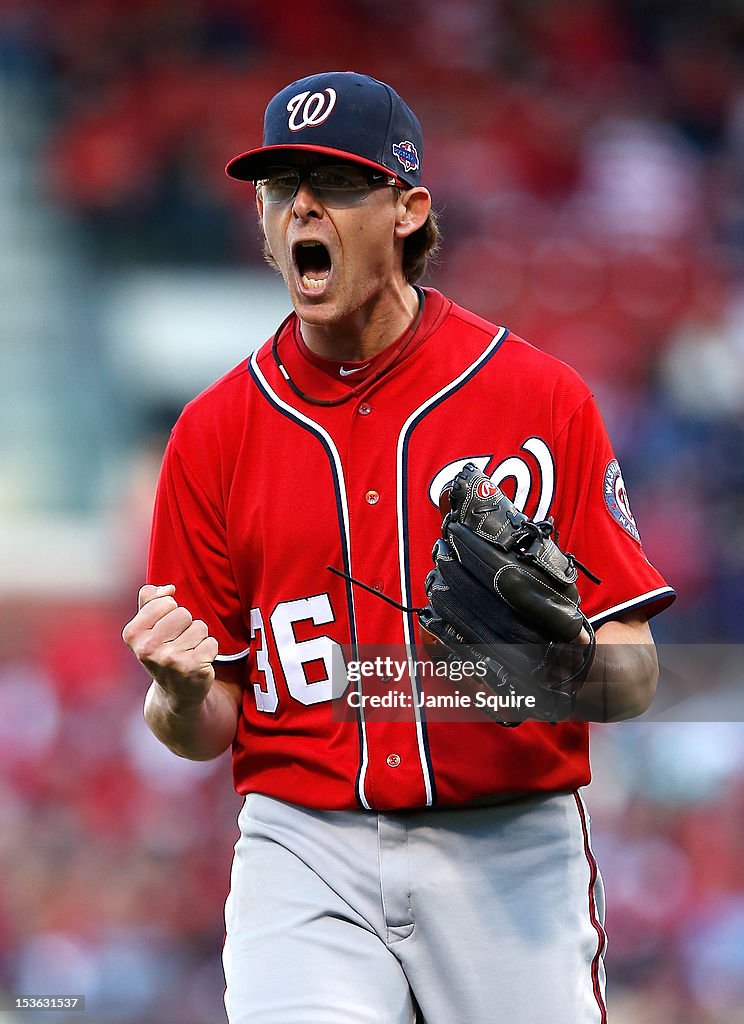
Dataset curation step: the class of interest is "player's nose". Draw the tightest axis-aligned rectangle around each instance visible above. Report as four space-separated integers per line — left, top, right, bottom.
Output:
292 180 324 219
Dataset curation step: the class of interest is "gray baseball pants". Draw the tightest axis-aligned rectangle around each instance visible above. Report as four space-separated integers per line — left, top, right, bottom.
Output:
223 791 607 1023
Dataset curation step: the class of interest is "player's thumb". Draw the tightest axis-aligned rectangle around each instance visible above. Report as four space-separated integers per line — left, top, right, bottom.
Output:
138 583 176 610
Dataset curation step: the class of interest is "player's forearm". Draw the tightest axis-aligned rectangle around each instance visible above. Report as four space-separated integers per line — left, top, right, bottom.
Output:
573 644 657 721
573 618 659 722
144 679 239 760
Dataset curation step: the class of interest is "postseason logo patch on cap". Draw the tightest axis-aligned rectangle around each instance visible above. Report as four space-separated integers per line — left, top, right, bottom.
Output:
392 140 419 173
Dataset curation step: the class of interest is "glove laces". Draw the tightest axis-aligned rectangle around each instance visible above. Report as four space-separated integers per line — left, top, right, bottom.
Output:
326 566 426 614
511 519 602 585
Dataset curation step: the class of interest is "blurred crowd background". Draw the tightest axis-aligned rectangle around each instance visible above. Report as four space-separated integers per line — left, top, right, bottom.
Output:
1 0 744 1021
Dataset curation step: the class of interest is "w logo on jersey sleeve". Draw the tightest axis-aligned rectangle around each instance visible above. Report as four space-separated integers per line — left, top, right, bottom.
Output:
603 460 640 541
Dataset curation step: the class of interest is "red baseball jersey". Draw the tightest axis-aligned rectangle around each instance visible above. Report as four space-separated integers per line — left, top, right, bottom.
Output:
148 288 674 811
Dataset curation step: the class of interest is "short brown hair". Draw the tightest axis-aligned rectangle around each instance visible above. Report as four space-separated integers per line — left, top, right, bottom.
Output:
403 206 441 284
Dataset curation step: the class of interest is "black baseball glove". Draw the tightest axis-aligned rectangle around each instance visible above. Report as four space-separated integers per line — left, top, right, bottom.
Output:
419 463 598 724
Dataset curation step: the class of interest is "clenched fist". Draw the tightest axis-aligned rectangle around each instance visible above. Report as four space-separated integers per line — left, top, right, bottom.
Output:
122 584 219 709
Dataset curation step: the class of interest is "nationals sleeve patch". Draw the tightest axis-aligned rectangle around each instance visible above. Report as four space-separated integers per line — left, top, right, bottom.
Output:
603 459 640 542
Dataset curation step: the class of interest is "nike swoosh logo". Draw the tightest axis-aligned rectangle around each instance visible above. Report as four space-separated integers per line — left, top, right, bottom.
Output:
339 364 370 376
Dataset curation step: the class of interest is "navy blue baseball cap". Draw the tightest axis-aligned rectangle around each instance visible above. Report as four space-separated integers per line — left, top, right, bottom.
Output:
225 71 424 188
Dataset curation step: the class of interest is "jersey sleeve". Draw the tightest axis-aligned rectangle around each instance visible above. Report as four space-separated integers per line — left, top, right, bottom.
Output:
147 433 249 660
551 394 675 627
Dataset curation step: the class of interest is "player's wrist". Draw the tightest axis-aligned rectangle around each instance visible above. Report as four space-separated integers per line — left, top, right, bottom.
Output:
153 676 211 716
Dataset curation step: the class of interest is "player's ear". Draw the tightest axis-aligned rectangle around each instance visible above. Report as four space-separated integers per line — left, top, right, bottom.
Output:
394 187 431 241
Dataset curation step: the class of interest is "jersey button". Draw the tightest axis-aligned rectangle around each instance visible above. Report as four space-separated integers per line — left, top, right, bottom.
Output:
386 753 401 768
365 490 380 505
358 403 372 416
371 579 384 592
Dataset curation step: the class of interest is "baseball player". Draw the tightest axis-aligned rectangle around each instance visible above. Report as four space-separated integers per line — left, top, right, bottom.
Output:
122 71 675 1024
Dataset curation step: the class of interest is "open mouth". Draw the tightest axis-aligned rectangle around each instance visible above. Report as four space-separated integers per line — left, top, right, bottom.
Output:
294 241 332 291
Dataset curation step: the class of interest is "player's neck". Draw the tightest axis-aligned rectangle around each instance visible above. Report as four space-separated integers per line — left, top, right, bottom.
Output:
299 285 420 362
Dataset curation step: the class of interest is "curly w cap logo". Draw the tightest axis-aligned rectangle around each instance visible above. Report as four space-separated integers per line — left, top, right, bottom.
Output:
603 460 640 541
392 140 419 173
286 88 337 131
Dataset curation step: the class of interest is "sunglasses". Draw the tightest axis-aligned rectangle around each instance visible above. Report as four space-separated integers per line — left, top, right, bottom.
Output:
254 164 401 207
